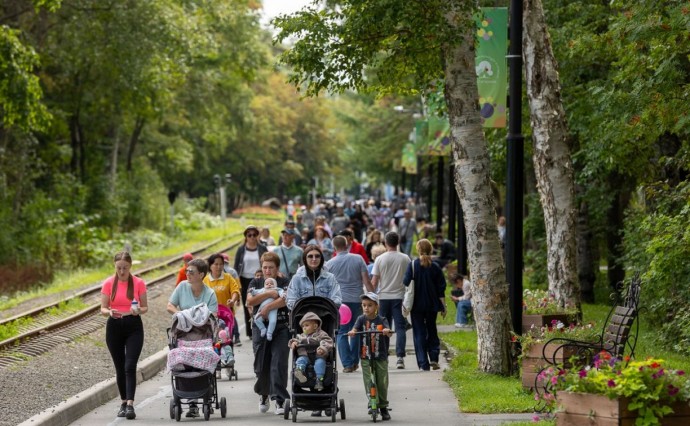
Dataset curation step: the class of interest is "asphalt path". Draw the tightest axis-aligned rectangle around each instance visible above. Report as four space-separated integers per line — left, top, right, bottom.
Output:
70 326 465 425
67 324 534 425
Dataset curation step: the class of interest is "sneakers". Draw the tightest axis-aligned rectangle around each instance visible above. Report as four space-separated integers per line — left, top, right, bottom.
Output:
430 362 440 370
454 323 463 328
342 367 354 373
259 395 269 413
380 407 391 421
353 363 359 371
275 402 284 415
117 403 127 417
396 357 405 369
186 403 200 418
294 368 308 384
234 336 242 346
125 405 136 420
314 378 324 391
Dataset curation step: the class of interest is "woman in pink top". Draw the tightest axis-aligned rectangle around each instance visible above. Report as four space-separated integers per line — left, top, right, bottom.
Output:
99 251 148 420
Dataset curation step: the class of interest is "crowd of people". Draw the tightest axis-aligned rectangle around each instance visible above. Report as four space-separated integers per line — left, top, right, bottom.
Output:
98 197 477 421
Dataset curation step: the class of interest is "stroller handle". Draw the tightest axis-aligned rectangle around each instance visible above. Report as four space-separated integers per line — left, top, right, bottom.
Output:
351 330 395 335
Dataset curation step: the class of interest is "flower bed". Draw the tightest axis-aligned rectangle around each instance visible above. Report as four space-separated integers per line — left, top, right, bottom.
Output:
540 354 690 426
522 289 578 334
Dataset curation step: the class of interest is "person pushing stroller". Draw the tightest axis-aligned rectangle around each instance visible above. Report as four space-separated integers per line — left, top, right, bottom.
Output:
288 311 333 391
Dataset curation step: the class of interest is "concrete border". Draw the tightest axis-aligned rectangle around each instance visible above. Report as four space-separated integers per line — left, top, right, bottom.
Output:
18 347 169 426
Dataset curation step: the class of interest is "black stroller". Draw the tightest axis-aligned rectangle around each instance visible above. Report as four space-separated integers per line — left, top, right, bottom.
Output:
167 313 227 421
284 296 345 422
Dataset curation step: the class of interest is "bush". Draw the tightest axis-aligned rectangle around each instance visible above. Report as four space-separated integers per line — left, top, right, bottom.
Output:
623 181 690 355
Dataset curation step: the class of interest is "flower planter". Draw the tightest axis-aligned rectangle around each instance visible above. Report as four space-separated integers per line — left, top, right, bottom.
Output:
556 391 690 426
522 313 572 335
521 343 580 391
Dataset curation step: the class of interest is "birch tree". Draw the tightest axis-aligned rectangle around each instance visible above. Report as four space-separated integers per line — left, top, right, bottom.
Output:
523 0 580 310
275 0 512 374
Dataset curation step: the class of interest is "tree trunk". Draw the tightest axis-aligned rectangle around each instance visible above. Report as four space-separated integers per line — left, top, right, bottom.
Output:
523 0 581 311
443 3 512 375
110 125 120 194
126 116 145 173
576 185 597 304
606 173 631 293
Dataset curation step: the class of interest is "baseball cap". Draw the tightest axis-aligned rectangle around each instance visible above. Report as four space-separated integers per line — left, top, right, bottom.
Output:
182 253 194 261
360 292 379 304
243 225 259 237
282 228 297 235
220 253 229 262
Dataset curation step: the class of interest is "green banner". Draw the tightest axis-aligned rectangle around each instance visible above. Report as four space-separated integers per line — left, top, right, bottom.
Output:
401 143 418 174
476 7 508 128
426 115 451 156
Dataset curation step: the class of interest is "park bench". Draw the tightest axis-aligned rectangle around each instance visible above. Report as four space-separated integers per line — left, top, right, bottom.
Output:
541 273 642 368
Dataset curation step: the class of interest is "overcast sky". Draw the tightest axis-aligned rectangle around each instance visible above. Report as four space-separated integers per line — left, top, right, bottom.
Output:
260 0 313 27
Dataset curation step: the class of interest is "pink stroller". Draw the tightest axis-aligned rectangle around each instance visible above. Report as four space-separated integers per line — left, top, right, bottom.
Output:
216 305 238 381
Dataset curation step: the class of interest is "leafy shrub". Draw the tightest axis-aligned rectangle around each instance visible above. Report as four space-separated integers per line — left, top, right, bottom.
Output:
623 181 690 355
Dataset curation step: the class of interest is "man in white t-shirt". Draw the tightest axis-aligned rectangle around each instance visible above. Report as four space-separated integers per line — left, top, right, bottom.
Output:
371 231 411 369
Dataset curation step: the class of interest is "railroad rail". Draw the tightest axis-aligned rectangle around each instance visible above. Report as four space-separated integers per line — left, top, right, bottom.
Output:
0 233 248 369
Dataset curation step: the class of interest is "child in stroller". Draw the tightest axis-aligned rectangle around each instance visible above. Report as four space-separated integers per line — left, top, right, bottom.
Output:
166 304 227 420
288 311 333 391
250 277 284 341
284 296 345 422
215 304 238 380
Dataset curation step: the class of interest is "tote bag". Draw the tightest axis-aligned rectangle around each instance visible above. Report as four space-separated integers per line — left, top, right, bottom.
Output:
402 261 415 316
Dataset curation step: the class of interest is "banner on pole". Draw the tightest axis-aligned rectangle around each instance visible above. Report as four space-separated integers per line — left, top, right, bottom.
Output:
426 116 451 156
476 7 508 128
401 143 418 174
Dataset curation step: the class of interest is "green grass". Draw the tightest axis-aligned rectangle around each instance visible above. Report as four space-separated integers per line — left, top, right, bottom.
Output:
0 212 282 312
441 330 537 413
0 316 34 341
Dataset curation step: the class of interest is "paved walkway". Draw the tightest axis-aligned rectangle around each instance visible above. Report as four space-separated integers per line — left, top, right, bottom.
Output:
22 324 534 426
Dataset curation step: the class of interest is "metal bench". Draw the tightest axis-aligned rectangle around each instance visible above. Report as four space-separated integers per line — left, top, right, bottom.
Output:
542 273 642 368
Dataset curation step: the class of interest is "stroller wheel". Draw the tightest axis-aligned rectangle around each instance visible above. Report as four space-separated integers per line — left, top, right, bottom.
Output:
203 403 211 421
283 399 290 420
174 404 182 422
169 398 175 419
340 399 346 420
233 370 238 380
220 397 227 418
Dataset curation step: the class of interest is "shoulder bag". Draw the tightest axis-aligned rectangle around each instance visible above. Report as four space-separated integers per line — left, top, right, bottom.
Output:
402 260 415 316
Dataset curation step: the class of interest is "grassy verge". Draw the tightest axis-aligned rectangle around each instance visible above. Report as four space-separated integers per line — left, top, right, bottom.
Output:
0 212 282 312
439 290 690 424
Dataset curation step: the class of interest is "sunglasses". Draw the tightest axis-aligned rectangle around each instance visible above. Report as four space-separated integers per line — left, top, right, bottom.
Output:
185 269 197 275
246 233 258 237
306 254 322 260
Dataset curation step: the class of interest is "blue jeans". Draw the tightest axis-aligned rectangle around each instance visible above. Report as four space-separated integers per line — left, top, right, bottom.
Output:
296 355 327 379
378 298 406 358
337 302 362 369
455 300 472 324
410 310 440 370
401 240 413 256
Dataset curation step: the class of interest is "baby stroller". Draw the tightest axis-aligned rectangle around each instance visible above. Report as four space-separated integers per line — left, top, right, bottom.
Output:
284 296 345 422
215 305 238 381
167 309 227 421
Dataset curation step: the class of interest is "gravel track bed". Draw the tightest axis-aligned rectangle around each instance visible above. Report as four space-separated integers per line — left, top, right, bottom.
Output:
0 280 177 426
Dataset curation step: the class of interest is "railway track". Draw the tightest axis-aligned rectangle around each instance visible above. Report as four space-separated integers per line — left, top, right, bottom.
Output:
0 233 248 369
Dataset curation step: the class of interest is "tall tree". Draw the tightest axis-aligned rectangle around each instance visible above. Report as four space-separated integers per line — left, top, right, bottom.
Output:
275 0 512 374
523 0 580 310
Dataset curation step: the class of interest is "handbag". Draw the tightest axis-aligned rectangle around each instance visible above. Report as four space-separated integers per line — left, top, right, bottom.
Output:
402 261 415 316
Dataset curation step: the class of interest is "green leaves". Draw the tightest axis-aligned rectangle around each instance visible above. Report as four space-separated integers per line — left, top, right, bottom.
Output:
0 26 50 131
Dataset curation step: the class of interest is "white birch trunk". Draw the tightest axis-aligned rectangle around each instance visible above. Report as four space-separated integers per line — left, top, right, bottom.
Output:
523 0 581 310
444 2 513 375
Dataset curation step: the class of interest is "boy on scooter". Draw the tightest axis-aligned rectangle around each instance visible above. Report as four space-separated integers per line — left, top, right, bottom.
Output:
347 292 393 421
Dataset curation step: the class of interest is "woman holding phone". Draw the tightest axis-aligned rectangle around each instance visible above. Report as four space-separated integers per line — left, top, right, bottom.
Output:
100 251 148 420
